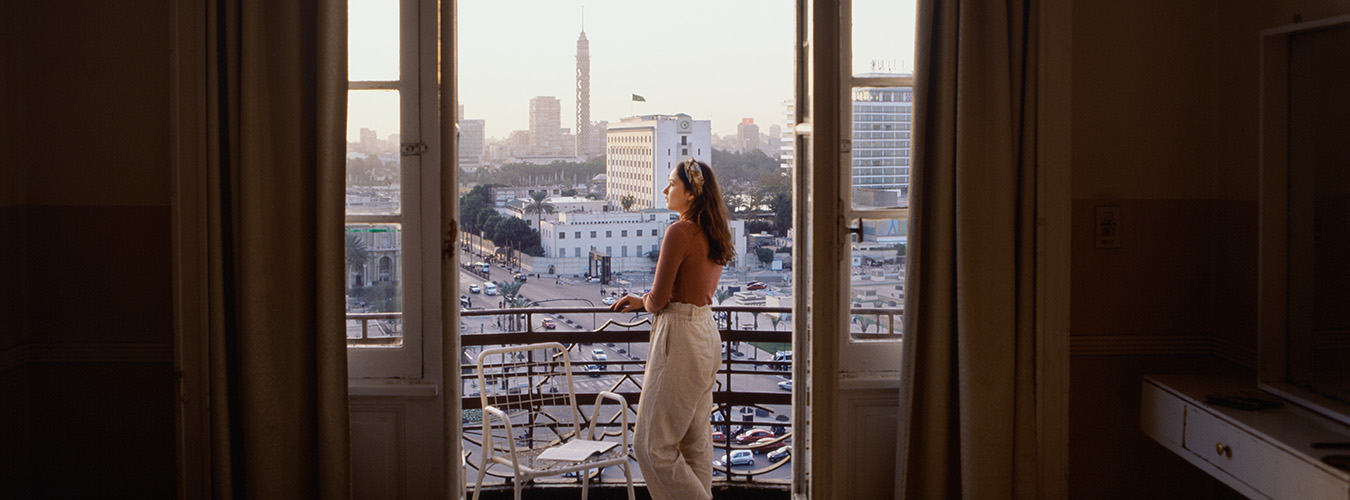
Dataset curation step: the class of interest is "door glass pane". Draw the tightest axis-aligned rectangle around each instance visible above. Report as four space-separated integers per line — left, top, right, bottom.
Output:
346 223 404 346
346 89 402 215
851 0 917 75
848 217 906 340
348 0 400 81
850 86 912 210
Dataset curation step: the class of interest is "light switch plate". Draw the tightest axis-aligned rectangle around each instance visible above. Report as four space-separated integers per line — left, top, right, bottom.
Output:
1095 206 1121 248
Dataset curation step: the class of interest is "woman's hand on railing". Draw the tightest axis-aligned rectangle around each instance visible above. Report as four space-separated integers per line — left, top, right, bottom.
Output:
609 294 644 313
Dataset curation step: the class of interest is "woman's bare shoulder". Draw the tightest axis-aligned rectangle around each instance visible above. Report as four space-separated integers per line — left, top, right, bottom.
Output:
668 220 699 234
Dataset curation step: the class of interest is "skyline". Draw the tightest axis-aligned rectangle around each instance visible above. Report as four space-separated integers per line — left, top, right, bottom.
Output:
350 0 915 142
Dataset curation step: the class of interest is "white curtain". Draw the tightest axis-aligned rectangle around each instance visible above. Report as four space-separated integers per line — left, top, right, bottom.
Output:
206 0 350 498
896 0 1041 498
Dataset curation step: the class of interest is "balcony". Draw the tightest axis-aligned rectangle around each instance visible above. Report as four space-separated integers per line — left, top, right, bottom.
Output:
349 303 902 498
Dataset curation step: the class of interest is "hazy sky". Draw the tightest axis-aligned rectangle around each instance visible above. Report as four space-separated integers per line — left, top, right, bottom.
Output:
349 0 915 141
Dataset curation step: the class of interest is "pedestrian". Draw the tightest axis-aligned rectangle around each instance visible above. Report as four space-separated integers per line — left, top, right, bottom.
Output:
610 158 734 500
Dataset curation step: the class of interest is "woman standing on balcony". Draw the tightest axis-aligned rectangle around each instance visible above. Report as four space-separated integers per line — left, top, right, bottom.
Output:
610 158 734 500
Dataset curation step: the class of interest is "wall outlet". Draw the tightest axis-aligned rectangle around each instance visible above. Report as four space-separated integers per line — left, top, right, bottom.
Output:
1095 206 1121 248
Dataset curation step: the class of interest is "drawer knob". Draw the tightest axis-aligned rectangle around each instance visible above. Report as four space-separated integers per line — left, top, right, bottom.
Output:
1215 442 1232 458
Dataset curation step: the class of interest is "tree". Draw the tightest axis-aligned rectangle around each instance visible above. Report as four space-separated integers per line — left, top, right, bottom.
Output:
768 193 792 236
523 191 555 230
560 188 578 197
755 246 775 266
345 232 370 281
495 279 523 300
646 248 660 262
459 184 495 234
714 288 734 304
619 194 636 211
745 220 773 234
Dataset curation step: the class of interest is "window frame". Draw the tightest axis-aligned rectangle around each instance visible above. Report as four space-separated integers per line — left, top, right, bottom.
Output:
345 0 435 379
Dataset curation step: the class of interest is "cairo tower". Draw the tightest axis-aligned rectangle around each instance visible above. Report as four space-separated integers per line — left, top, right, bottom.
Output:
575 25 591 158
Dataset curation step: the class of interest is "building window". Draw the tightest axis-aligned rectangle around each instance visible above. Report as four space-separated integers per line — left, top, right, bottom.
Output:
637 229 643 236
606 230 612 237
622 246 628 257
621 230 628 237
590 231 597 238
560 232 566 239
574 231 581 239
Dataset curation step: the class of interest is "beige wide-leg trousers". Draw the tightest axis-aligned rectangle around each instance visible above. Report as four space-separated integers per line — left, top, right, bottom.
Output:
634 302 721 500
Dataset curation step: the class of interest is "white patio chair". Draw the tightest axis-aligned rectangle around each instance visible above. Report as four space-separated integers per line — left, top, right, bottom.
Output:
471 342 635 500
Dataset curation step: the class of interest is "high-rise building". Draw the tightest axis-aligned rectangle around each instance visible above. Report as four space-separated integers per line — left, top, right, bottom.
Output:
781 100 795 170
851 73 912 205
586 120 609 159
606 114 712 210
575 29 591 158
529 96 562 155
738 118 761 153
458 119 485 170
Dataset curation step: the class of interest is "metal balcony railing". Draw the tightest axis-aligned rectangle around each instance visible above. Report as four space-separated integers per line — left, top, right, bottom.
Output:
348 303 903 489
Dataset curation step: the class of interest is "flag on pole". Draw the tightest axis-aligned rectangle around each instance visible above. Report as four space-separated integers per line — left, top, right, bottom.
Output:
631 94 646 102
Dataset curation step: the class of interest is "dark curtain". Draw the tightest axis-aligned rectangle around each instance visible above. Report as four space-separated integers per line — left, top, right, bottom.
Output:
896 0 1041 498
205 0 350 498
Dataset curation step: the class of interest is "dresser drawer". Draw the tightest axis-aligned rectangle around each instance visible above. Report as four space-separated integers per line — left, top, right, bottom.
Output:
1184 405 1348 499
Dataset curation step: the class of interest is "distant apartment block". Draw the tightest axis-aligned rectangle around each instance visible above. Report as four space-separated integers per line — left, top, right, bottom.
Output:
738 118 761 153
458 119 485 170
852 73 913 204
605 114 712 210
529 96 563 155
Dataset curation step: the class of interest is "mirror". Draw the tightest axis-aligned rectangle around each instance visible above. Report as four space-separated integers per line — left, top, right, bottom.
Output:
1287 23 1350 408
1259 15 1350 426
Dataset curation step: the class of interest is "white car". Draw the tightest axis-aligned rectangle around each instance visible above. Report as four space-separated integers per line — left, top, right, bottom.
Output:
483 282 498 295
601 296 617 305
777 380 793 391
714 450 754 467
591 349 608 361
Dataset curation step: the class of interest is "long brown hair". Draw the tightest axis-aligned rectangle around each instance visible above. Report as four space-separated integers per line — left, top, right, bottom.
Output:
676 158 735 265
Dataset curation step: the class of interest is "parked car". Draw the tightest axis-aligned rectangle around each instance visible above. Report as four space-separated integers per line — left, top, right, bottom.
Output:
468 284 481 294
777 380 793 391
767 446 791 462
714 450 754 467
735 429 773 444
746 281 767 290
750 437 787 454
712 431 726 443
541 318 556 329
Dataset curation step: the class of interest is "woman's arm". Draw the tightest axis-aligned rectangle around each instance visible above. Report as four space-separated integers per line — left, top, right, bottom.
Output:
642 222 691 313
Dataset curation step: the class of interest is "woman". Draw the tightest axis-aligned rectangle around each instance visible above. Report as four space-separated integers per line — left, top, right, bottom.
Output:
609 158 734 500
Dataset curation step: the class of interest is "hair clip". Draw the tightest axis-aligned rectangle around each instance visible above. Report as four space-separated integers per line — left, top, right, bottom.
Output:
685 159 704 196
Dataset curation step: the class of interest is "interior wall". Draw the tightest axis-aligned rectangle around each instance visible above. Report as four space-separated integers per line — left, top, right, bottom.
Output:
3 0 177 497
1069 1 1350 499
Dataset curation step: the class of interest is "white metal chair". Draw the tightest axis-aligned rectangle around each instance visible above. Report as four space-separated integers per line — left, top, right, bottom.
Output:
471 342 635 500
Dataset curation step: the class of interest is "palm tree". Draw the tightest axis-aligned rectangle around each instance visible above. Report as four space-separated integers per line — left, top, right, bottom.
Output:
714 287 734 330
619 194 636 212
495 279 524 300
523 191 555 230
345 232 370 286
